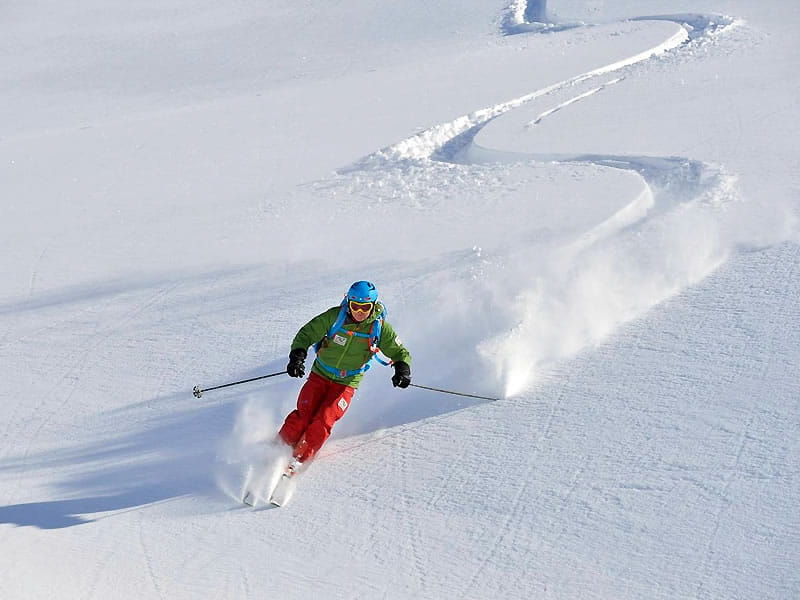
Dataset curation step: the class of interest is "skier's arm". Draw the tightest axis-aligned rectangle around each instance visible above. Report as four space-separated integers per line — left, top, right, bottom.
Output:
378 321 411 365
290 307 339 352
380 321 411 388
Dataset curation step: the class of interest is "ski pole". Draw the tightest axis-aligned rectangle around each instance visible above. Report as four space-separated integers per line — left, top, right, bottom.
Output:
409 383 500 402
193 370 288 398
324 384 502 460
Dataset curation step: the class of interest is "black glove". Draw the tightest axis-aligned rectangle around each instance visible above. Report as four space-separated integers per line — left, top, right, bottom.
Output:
391 361 411 388
287 348 307 378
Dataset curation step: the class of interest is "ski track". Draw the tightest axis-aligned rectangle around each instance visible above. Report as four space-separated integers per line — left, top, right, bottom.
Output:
85 538 114 600
138 512 166 600
336 6 741 394
4 281 182 490
345 13 736 170
460 400 558 597
389 432 427 595
684 243 800 597
693 410 752 598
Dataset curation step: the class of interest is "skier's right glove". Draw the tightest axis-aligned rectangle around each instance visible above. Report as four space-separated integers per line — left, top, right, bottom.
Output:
391 361 411 389
287 348 307 378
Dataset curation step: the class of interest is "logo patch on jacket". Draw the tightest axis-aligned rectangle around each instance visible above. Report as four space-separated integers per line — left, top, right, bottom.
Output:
338 397 348 410
333 334 347 346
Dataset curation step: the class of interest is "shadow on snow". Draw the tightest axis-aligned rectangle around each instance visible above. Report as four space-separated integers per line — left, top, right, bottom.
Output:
0 365 486 529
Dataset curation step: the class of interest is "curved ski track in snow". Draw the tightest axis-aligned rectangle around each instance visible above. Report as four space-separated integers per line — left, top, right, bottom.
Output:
341 8 741 396
347 13 736 167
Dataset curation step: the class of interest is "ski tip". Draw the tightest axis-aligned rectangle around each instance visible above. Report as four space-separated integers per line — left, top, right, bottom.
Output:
242 491 255 506
267 472 295 507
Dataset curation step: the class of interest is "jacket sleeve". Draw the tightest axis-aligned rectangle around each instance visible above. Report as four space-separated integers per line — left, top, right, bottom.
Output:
378 321 412 365
291 307 338 352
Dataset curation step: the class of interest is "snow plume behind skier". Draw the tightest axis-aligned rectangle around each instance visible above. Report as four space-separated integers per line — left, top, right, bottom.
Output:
214 395 290 503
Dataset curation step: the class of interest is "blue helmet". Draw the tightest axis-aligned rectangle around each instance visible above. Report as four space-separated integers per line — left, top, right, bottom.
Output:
346 280 378 303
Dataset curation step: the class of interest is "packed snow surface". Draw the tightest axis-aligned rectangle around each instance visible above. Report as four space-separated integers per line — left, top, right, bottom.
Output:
1 1 798 598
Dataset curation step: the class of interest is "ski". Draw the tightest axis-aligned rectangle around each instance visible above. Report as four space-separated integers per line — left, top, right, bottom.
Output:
240 460 281 507
239 464 256 506
267 473 294 507
268 459 303 507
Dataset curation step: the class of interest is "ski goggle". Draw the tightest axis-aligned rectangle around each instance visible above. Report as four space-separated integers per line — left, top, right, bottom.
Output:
348 300 374 314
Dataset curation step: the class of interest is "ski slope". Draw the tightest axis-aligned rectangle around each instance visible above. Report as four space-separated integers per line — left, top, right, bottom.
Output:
1 1 798 598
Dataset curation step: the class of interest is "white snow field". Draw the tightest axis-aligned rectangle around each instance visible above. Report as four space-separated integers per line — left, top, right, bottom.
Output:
1 0 798 598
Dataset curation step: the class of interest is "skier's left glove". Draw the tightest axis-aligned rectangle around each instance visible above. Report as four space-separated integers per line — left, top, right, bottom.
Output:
391 361 411 389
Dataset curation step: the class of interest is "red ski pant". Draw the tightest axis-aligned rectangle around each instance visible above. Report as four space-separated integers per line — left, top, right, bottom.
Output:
278 372 355 463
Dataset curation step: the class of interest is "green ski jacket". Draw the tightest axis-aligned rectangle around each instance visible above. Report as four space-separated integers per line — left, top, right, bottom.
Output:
291 303 411 388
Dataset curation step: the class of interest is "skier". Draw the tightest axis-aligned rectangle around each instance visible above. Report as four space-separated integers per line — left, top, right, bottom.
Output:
278 281 412 472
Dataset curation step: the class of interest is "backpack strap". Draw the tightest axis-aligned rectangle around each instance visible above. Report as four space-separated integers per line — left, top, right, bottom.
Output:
327 299 349 339
313 300 348 354
313 302 393 376
368 315 393 366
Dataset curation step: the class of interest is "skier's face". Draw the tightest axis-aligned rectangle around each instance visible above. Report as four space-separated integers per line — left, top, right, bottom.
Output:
349 300 373 322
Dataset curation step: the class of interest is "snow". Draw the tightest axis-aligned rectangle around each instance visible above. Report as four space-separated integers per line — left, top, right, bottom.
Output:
1 1 799 598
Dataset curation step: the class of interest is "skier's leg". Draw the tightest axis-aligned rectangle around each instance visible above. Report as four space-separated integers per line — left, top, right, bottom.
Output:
278 373 327 447
293 382 355 463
